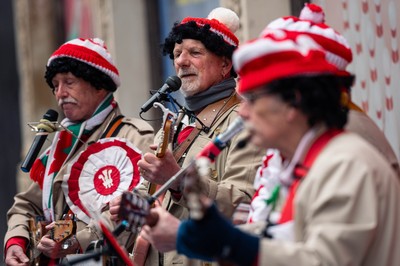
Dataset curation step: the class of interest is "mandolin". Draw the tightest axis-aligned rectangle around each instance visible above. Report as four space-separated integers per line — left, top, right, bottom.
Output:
28 215 76 265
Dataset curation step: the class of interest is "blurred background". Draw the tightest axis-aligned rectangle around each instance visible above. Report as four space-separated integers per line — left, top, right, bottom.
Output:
1 0 398 252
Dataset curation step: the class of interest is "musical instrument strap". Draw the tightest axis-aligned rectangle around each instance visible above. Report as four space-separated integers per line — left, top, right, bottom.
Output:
173 93 240 162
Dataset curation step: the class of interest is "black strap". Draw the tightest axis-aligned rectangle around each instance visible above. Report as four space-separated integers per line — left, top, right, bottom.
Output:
100 115 125 138
172 93 240 162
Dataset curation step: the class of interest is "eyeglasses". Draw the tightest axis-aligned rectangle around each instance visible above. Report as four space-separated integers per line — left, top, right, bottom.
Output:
240 87 273 104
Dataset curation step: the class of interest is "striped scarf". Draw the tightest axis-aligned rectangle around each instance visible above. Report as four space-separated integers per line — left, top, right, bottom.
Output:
30 93 117 221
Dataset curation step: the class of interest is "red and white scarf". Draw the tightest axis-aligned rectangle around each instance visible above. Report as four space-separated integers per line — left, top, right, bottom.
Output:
247 149 283 223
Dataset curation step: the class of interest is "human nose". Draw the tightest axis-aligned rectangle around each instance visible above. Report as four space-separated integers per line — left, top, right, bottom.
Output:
54 83 68 98
174 51 190 68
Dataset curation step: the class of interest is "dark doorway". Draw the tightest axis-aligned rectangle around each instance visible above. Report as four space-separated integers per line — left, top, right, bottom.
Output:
0 0 20 251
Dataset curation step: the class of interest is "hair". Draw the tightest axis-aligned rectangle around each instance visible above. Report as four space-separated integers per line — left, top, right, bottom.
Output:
45 57 117 92
161 21 237 77
264 75 350 129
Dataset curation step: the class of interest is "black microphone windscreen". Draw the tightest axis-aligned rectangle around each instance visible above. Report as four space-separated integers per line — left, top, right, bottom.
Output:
20 109 59 173
165 76 181 92
43 109 59 122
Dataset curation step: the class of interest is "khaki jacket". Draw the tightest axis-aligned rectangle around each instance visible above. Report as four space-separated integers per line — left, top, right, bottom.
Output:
258 132 400 265
346 109 400 177
145 105 265 266
4 107 154 253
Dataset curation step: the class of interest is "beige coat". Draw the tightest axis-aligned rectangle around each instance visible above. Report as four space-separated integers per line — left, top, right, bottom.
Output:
346 109 400 176
258 132 400 265
145 105 265 266
4 107 154 253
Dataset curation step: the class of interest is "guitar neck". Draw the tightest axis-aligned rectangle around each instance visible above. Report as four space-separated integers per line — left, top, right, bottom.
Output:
147 183 158 196
148 119 173 196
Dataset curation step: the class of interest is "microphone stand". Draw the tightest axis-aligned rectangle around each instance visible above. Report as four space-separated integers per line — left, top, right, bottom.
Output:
60 221 133 266
60 248 105 266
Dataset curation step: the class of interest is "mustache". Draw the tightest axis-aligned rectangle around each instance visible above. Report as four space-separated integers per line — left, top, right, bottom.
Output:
58 97 78 106
177 69 196 77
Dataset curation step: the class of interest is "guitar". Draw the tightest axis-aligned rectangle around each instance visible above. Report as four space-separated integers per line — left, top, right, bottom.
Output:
28 215 77 265
147 102 177 196
116 159 210 264
133 102 177 266
118 191 156 266
118 191 153 232
116 160 210 265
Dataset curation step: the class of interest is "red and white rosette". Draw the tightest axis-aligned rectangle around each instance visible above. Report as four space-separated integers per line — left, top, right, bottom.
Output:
62 138 142 223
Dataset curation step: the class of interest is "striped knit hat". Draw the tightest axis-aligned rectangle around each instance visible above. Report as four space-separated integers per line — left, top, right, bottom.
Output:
263 3 352 71
162 7 240 63
233 29 340 94
47 38 120 88
180 7 240 47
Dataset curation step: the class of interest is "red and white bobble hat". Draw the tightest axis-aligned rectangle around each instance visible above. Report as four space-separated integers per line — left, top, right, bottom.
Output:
263 3 352 71
47 38 121 87
233 30 339 94
180 7 240 47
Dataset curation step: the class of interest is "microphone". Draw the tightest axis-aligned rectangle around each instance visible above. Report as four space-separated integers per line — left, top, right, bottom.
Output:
196 117 244 162
21 109 59 172
140 76 182 114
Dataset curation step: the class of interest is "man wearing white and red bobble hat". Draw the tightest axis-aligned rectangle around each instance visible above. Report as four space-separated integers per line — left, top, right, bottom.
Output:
138 29 400 266
4 38 154 265
266 3 399 175
110 7 264 266
247 2 400 225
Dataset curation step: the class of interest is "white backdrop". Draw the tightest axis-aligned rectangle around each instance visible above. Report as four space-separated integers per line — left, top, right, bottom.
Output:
314 0 400 160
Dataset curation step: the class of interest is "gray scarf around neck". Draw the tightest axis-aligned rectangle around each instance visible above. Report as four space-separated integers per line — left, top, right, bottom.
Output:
184 77 236 112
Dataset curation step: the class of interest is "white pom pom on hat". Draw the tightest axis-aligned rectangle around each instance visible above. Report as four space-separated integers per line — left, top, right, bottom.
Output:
207 7 240 34
265 3 352 71
47 38 121 88
180 7 240 47
299 3 325 23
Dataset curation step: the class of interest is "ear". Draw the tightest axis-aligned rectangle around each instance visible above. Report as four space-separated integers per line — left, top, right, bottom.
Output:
286 105 309 130
286 105 299 122
97 88 110 97
221 57 233 76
